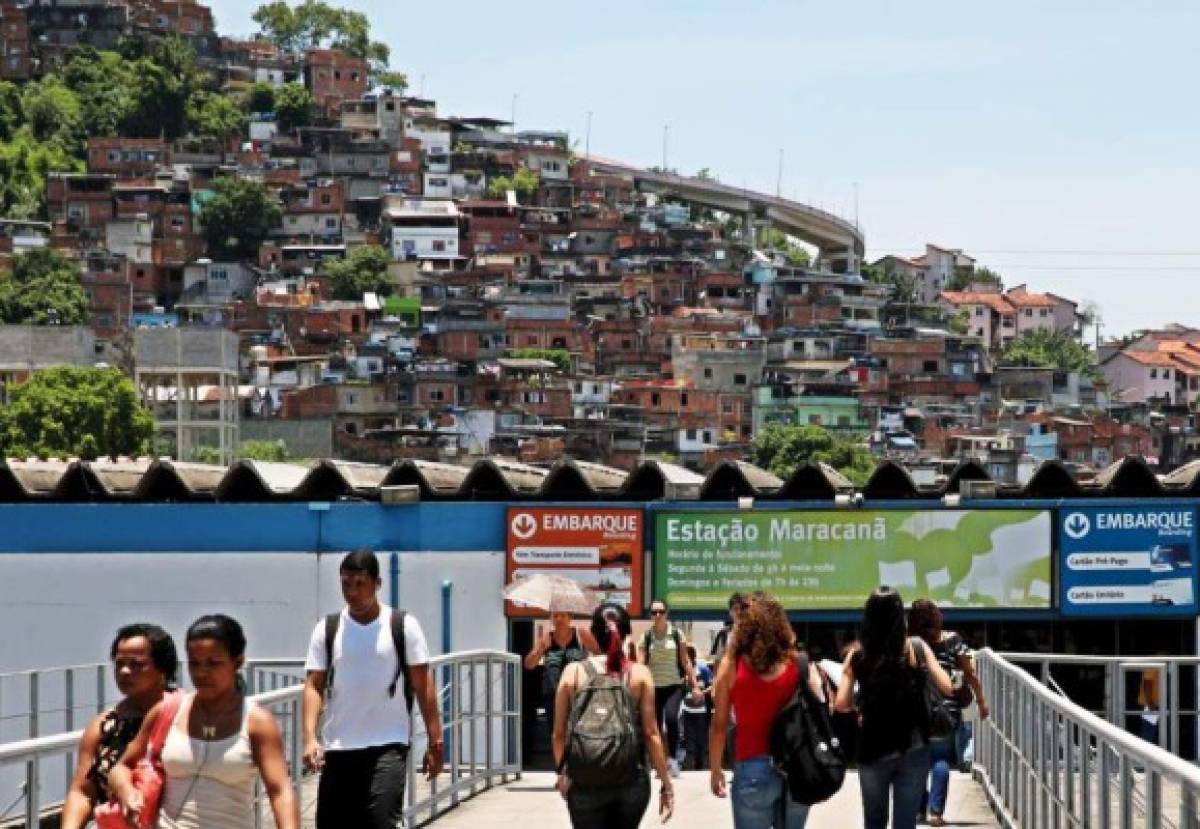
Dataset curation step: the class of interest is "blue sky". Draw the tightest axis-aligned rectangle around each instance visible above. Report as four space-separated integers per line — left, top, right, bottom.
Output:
206 0 1200 338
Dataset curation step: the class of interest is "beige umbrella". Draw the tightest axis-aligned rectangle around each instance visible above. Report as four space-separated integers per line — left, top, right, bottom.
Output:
503 573 601 615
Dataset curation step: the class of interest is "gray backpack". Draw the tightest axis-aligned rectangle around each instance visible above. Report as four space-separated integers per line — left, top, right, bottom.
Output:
559 660 642 787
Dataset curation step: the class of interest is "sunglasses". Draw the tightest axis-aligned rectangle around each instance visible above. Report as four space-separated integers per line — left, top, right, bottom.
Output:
650 609 667 616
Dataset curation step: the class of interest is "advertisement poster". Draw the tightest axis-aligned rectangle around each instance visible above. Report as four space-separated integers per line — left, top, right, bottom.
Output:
1060 505 1197 617
506 507 644 617
654 510 1052 611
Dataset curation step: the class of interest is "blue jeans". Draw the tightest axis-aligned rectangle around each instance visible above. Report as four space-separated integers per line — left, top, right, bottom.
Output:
955 721 974 767
858 744 932 829
731 756 810 828
921 737 956 816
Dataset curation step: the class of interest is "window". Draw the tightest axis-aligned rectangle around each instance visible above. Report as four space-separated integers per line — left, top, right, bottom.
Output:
429 389 444 402
1040 308 1049 317
975 306 984 317
107 150 121 162
741 425 752 437
209 267 228 281
703 430 713 443
651 393 661 406
432 240 446 252
733 373 747 385
922 360 938 372
838 416 851 427
345 392 357 404
1163 369 1171 379
525 335 537 346
1024 308 1033 317
1150 369 1157 379
808 414 823 425
704 367 713 379
686 429 697 440
621 339 632 349
320 194 332 205
722 402 733 415
325 218 337 229
681 393 689 407
575 382 583 393
742 402 752 416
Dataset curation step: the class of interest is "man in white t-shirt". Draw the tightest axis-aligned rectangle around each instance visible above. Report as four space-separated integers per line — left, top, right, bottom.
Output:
302 550 443 829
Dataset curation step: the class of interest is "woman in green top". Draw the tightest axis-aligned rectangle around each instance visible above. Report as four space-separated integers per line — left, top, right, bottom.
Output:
638 600 698 777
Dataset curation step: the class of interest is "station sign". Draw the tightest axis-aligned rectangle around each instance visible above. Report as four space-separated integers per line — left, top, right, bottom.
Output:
505 507 644 617
654 509 1052 611
1059 504 1197 617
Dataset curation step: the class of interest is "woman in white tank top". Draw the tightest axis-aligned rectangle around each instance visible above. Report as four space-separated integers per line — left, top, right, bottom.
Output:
110 615 298 829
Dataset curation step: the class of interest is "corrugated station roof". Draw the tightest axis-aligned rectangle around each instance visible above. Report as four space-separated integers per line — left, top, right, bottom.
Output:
0 455 1184 502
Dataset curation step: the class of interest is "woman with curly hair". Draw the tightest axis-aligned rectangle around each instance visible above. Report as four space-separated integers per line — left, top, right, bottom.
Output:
708 592 825 828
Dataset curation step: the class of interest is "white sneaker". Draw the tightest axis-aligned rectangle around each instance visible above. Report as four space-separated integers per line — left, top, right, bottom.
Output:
668 759 681 778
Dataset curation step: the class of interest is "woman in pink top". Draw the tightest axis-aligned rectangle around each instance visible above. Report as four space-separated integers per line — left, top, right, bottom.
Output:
709 592 825 828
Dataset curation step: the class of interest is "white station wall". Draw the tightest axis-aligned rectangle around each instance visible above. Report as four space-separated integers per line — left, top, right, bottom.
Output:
1 550 507 674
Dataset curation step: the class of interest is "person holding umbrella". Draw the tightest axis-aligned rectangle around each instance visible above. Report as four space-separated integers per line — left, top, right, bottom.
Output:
507 574 605 751
525 609 600 747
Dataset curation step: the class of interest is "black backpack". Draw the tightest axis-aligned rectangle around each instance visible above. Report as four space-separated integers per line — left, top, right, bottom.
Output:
769 654 847 805
912 637 957 739
323 609 413 713
559 660 642 788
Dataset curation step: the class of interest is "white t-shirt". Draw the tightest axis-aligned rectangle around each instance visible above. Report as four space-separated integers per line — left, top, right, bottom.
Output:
305 605 430 751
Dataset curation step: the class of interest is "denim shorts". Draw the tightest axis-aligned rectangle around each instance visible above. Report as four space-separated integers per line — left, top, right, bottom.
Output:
731 755 810 829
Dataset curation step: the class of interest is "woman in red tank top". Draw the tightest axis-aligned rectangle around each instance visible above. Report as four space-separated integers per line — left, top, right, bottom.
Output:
708 592 824 828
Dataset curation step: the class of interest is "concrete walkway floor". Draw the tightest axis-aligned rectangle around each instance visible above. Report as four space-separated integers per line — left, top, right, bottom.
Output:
426 770 1001 828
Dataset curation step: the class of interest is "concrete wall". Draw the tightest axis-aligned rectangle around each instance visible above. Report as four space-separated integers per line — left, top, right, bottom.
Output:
240 418 334 458
135 327 239 371
0 325 96 371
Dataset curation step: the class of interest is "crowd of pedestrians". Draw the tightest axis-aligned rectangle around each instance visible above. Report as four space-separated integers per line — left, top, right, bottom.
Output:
543 587 992 828
65 553 991 829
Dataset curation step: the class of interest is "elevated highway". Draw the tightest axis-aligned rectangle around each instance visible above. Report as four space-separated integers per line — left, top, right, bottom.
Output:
582 155 866 272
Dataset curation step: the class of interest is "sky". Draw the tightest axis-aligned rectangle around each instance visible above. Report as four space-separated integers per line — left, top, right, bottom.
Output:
206 0 1200 339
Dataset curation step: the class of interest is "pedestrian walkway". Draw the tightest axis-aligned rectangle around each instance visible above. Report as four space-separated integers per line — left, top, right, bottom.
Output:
419 771 999 828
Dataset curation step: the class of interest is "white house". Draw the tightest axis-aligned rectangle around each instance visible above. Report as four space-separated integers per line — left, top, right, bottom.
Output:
384 197 461 263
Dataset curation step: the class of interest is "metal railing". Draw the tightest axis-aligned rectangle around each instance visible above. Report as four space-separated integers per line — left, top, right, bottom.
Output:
0 649 521 828
1002 651 1200 758
976 648 1200 829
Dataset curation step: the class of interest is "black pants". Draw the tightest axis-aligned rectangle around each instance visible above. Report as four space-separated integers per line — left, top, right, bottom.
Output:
317 743 409 829
653 684 684 757
680 709 710 769
566 772 651 828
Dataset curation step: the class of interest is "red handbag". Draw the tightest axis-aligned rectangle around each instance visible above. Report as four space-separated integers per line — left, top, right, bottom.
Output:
94 691 183 829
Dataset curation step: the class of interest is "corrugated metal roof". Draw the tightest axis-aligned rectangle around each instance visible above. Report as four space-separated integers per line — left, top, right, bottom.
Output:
0 454 1178 502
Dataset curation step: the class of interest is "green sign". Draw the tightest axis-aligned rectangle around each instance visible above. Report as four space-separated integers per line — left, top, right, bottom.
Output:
654 510 1052 610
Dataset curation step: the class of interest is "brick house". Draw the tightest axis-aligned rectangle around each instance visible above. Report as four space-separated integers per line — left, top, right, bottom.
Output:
304 49 369 116
0 5 31 80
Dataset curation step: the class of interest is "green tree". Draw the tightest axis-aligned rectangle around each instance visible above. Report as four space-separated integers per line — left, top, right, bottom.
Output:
1002 328 1099 379
756 227 811 267
0 81 23 142
59 48 137 140
239 439 289 461
246 81 276 114
0 366 153 460
325 244 392 300
253 1 390 66
123 37 199 140
0 248 89 325
21 76 83 154
506 348 572 373
198 178 282 260
948 264 1003 292
0 130 84 218
373 70 408 92
752 423 876 485
486 166 539 203
273 82 313 132
187 90 248 142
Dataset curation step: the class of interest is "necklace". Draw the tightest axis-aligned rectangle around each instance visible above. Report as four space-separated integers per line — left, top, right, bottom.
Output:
193 694 241 739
